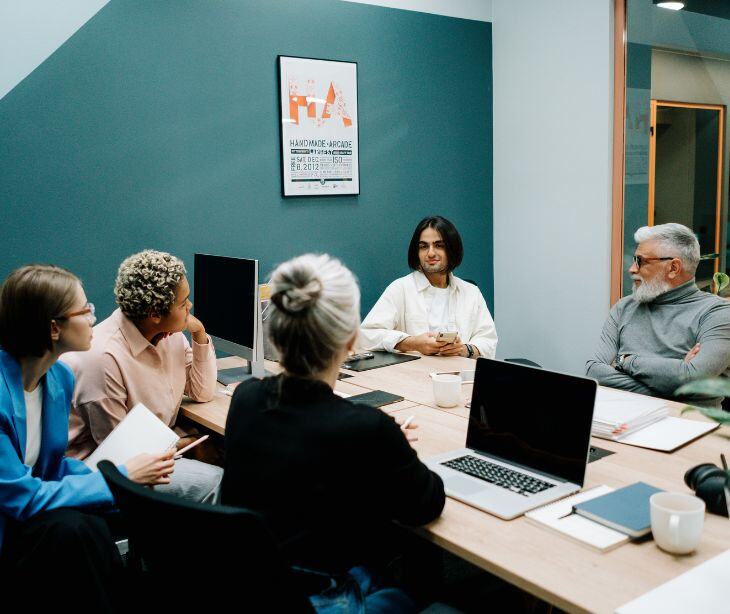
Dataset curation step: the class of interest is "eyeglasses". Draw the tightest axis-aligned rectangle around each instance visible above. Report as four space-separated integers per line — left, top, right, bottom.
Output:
632 255 675 269
55 302 96 324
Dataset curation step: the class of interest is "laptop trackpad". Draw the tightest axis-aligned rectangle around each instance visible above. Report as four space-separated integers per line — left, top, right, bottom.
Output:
445 475 486 496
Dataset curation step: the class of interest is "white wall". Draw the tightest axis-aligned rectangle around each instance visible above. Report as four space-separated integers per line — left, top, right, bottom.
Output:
0 0 110 101
341 0 491 21
491 0 614 374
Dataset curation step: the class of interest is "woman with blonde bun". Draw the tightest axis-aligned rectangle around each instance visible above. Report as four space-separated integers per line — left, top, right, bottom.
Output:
222 254 445 612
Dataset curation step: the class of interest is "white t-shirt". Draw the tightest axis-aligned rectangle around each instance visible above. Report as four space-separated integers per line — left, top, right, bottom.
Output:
24 384 43 468
424 285 450 333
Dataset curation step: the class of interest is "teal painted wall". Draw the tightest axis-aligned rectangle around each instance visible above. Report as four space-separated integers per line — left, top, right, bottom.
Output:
0 0 493 320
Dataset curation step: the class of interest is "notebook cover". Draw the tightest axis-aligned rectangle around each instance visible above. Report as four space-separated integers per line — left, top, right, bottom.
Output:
348 390 404 408
342 351 420 372
573 482 663 538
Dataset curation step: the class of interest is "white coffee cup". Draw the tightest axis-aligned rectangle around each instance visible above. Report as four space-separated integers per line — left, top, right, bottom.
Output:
432 374 462 408
650 492 705 554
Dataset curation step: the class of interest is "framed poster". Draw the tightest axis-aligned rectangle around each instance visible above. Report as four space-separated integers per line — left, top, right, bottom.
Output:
278 55 359 197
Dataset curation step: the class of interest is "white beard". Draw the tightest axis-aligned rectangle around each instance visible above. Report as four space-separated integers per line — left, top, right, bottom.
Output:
632 276 671 303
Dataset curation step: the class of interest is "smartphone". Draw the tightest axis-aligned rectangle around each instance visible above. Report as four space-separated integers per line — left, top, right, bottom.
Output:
436 331 458 343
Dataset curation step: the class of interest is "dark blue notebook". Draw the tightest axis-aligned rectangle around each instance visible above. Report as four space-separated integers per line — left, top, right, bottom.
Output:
573 482 663 538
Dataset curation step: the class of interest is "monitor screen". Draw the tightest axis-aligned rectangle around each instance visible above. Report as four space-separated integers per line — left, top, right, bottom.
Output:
193 254 256 351
466 359 596 485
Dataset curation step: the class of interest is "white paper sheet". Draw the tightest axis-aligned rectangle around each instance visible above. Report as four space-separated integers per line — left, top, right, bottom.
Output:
616 549 730 613
618 416 719 452
84 403 179 470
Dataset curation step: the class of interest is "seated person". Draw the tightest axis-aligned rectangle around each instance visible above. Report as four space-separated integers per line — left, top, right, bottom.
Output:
63 250 222 503
586 223 730 407
222 253 445 611
0 265 173 609
360 215 497 358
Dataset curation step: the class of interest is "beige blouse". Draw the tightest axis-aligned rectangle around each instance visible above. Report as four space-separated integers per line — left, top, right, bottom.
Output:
63 309 217 459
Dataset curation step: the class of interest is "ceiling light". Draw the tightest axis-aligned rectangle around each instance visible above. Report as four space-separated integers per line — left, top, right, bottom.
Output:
655 2 684 10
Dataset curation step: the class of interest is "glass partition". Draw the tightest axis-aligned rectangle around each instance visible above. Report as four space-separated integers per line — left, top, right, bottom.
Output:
622 0 730 296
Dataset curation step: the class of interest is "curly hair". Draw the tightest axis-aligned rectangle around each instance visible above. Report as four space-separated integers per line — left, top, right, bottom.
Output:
114 250 186 321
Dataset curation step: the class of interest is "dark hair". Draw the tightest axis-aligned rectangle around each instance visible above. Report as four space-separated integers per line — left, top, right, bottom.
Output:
0 265 80 359
407 216 464 272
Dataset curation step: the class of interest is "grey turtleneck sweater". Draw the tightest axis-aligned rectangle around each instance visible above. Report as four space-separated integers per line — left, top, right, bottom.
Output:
586 280 730 407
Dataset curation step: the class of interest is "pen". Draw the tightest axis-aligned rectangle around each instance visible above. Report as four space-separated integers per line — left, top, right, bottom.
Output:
174 434 209 459
402 415 415 429
721 454 730 518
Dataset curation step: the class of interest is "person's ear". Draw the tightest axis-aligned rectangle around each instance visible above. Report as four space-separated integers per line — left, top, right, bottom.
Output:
667 258 682 280
50 320 61 342
149 312 162 325
346 331 358 352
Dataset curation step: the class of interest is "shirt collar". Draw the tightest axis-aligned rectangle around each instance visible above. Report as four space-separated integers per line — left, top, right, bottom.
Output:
115 309 155 357
412 270 457 293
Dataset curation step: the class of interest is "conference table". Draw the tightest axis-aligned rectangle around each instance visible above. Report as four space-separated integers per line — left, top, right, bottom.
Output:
180 354 730 614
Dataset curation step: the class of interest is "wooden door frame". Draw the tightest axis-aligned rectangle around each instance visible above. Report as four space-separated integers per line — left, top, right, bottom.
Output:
610 0 627 305
647 100 725 275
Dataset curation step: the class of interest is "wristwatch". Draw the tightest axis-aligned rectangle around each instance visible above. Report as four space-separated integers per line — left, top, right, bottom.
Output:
617 354 630 369
465 344 474 358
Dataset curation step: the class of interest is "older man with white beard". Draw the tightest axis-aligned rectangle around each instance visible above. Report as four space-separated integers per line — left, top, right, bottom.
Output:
586 223 730 408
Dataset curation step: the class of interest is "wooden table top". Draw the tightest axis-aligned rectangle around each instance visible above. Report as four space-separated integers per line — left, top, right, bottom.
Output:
180 354 730 613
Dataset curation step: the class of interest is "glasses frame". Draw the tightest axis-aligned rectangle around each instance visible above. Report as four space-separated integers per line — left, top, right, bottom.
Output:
55 302 96 323
632 255 675 269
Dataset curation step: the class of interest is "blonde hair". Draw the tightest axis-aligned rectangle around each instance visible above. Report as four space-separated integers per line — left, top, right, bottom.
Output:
0 264 80 358
268 254 360 376
114 250 186 321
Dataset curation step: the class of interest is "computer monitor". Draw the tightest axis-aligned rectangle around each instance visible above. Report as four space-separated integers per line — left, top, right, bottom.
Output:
193 253 265 378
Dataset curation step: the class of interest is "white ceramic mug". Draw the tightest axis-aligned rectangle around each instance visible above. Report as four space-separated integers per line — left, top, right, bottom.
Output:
650 492 705 554
432 374 462 408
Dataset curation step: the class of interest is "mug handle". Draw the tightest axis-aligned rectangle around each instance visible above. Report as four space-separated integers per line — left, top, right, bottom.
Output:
669 514 680 549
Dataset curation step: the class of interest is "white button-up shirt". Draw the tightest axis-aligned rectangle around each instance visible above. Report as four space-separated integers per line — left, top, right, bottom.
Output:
360 271 498 358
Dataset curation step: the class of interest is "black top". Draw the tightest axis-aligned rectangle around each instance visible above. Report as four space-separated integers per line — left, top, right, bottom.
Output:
222 374 445 572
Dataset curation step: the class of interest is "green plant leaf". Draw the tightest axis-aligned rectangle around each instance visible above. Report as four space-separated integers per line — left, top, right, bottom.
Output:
714 272 730 294
675 378 730 398
681 404 730 425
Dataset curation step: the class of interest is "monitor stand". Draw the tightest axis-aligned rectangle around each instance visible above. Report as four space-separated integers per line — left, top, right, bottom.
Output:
216 361 273 386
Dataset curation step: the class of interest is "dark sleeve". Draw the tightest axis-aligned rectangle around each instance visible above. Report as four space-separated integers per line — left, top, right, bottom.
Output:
374 411 445 527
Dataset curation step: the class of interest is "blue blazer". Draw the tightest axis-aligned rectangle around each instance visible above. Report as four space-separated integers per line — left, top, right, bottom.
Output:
0 349 115 553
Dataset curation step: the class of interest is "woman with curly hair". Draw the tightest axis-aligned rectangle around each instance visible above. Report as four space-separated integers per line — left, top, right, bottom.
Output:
63 250 222 503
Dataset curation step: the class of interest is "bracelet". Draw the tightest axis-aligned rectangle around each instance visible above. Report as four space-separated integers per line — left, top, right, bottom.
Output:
466 344 474 358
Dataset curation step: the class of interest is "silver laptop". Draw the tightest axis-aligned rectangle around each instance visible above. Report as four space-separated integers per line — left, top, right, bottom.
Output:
425 358 597 520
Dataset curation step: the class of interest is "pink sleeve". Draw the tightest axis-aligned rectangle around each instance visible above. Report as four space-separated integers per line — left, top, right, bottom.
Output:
184 335 217 402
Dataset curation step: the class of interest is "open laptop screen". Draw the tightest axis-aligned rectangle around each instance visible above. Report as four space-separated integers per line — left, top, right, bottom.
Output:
466 359 596 486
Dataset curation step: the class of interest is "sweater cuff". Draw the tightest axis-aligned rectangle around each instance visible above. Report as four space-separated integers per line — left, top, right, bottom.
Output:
192 335 214 359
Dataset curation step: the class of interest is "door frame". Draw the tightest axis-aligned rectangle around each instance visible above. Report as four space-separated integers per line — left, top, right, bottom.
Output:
648 99 725 274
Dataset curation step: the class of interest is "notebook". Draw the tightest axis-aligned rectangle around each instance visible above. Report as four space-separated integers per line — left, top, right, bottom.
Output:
525 486 630 552
573 482 663 538
84 403 179 470
347 390 404 408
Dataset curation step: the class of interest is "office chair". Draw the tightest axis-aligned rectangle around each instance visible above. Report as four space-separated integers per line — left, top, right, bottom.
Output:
98 461 313 612
504 358 542 368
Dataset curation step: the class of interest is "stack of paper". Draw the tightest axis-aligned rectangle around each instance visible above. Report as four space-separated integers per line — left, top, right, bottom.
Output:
592 388 668 440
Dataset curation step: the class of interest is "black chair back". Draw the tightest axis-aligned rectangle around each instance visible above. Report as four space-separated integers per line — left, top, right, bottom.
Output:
98 461 313 611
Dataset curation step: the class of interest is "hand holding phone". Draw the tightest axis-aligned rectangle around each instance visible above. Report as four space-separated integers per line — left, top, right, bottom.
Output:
436 331 458 344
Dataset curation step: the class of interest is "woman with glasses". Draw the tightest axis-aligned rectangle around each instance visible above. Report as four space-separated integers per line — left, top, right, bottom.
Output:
0 264 175 610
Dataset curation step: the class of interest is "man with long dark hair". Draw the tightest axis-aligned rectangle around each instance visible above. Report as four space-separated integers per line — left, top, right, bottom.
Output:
361 216 497 358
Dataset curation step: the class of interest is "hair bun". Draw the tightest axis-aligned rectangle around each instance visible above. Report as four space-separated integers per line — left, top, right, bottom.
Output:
272 278 322 314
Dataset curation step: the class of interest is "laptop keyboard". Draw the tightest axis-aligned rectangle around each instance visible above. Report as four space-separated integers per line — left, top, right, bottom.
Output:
442 455 555 497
